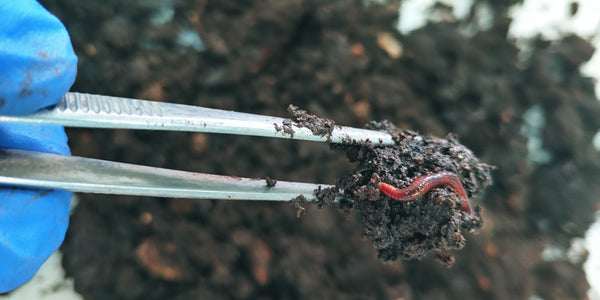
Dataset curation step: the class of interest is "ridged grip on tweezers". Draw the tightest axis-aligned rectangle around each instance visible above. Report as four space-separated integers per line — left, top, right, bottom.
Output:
0 92 396 145
56 92 164 116
0 149 335 201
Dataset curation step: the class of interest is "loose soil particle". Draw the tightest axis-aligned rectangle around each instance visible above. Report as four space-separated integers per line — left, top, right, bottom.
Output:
290 194 307 218
265 176 277 187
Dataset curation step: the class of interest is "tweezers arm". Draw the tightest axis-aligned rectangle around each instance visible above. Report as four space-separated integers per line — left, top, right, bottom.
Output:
0 149 337 201
0 92 396 146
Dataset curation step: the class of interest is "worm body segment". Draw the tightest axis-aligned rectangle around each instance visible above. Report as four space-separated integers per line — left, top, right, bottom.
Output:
378 171 472 214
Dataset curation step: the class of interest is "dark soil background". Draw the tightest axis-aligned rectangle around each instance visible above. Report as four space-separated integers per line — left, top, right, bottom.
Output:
38 0 600 299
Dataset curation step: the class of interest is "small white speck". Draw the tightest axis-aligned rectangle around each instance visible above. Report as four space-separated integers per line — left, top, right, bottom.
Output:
521 105 553 165
176 28 206 52
150 6 174 26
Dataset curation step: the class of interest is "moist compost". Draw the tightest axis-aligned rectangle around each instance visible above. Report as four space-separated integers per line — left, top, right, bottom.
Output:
36 0 600 299
287 105 492 263
331 122 492 263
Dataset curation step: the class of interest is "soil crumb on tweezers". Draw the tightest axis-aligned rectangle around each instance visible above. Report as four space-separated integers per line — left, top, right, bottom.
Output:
265 176 277 187
274 105 337 141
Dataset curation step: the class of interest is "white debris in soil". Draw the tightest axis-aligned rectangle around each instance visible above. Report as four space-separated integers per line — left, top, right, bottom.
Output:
150 6 175 26
176 28 206 52
397 0 473 34
541 238 587 264
521 104 553 165
509 0 600 40
593 130 600 150
397 0 493 36
587 214 600 300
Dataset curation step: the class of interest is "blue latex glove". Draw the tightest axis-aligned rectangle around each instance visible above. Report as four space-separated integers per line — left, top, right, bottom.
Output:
0 0 77 293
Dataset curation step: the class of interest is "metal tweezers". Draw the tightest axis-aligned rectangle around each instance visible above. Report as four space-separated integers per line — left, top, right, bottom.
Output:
0 92 395 202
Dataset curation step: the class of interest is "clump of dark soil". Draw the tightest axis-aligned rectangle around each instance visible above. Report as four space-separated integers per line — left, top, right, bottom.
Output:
282 101 494 263
333 122 492 263
286 103 492 264
287 104 337 140
274 104 337 140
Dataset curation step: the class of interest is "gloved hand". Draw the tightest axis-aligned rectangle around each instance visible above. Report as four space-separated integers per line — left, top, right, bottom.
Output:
0 0 77 293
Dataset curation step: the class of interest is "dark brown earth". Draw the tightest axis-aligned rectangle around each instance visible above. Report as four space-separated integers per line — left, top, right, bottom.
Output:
35 0 600 299
332 122 492 263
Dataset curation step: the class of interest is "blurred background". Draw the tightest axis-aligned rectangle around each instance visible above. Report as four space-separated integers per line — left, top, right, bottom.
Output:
3 0 600 299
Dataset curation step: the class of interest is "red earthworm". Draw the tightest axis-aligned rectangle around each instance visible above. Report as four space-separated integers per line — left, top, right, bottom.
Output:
378 171 472 214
